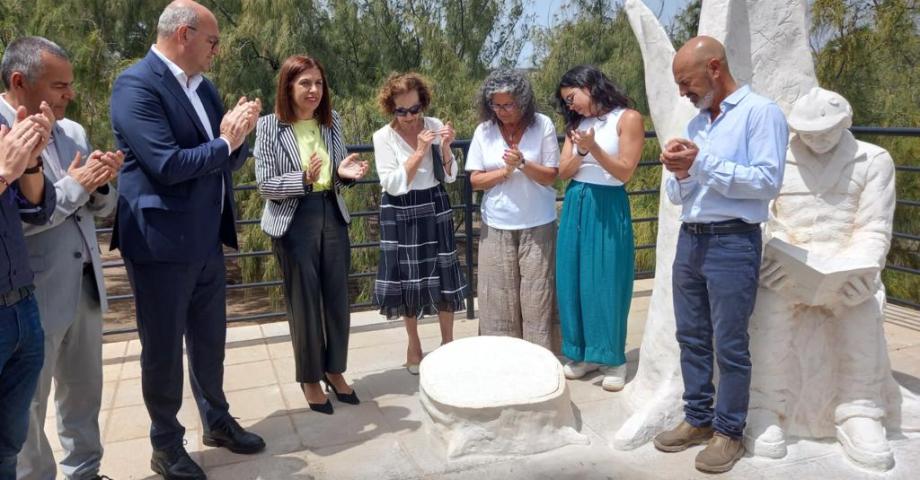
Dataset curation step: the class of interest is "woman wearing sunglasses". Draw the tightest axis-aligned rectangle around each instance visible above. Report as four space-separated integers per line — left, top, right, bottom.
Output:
372 72 468 374
465 69 560 350
254 54 369 414
554 65 644 392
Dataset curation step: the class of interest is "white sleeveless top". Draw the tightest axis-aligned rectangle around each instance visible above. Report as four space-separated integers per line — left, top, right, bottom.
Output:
572 108 625 186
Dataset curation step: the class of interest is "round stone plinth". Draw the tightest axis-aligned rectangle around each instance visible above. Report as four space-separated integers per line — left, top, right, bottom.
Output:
419 336 588 459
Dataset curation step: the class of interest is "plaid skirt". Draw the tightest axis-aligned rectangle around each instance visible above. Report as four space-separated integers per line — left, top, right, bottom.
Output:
374 184 468 319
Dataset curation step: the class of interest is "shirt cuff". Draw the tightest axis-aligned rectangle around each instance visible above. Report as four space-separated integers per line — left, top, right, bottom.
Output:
688 152 705 178
218 137 232 154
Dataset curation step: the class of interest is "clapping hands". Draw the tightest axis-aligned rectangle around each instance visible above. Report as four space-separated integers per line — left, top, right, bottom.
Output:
220 96 262 151
0 103 53 182
337 153 369 180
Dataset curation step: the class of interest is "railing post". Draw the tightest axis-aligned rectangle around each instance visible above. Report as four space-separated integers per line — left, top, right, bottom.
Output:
461 144 476 320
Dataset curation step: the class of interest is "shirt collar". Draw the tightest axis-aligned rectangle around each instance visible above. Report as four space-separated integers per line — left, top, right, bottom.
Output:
720 84 751 109
150 45 203 91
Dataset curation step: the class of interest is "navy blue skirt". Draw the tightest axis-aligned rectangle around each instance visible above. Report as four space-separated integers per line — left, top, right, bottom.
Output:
373 184 468 319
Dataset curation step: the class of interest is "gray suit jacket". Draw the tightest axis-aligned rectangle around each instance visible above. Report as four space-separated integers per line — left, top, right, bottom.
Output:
0 99 117 321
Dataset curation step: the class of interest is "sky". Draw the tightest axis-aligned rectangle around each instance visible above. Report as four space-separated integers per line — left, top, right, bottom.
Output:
518 0 693 66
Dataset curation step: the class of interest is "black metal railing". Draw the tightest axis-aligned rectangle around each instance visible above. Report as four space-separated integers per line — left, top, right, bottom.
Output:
98 127 920 335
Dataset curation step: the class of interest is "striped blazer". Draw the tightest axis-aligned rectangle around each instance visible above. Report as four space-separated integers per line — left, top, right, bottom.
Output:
254 110 353 238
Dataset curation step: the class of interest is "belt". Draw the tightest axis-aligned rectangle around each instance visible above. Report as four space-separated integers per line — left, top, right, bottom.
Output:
0 285 34 307
682 219 760 235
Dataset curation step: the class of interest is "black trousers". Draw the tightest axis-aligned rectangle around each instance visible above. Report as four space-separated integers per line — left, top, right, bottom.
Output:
125 250 230 450
272 192 351 383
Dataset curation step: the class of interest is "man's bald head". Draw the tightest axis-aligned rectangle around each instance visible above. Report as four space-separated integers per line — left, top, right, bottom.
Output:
155 0 220 76
672 36 737 112
674 36 729 74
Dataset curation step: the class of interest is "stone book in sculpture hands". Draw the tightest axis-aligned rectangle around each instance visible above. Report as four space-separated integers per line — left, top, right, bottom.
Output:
764 238 879 306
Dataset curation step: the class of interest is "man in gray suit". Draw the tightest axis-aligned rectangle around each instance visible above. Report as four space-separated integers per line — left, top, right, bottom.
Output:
1 37 122 480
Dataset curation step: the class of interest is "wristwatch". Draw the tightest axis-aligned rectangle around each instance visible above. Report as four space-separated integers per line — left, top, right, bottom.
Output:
24 157 43 175
517 158 526 170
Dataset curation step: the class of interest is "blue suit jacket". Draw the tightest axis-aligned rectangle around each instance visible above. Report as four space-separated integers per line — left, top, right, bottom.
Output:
110 50 247 262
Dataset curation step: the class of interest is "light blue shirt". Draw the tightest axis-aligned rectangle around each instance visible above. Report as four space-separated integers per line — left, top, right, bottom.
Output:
665 85 787 223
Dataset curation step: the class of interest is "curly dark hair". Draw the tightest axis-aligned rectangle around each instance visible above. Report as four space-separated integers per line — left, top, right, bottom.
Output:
376 72 432 116
555 65 633 133
476 69 536 127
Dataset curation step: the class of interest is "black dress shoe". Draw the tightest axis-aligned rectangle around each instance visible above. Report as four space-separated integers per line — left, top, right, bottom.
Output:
323 374 360 405
151 445 206 480
202 416 266 454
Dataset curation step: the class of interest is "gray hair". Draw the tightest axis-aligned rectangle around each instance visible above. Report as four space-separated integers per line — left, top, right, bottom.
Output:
157 3 200 38
1 36 70 89
476 69 536 127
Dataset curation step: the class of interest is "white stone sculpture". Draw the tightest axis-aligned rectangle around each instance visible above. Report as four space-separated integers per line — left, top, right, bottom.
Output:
418 336 588 459
615 0 816 450
746 87 902 471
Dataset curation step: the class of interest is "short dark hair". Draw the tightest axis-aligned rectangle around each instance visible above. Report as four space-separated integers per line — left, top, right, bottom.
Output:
274 54 332 126
555 65 633 132
376 72 432 116
1 36 70 89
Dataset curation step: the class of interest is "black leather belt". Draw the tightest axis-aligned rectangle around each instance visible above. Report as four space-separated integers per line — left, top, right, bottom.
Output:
682 219 759 235
0 285 34 307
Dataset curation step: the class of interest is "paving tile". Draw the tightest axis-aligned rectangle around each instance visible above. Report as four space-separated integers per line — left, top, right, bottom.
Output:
104 404 152 443
353 367 421 401
102 341 127 361
260 320 290 339
308 434 422 480
224 342 271 365
224 385 287 421
226 325 265 343
204 451 316 479
267 338 295 359
100 433 202 480
223 360 277 392
290 399 393 449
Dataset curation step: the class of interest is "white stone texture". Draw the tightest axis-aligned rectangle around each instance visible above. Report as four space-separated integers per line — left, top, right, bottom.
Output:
617 0 817 451
418 336 587 459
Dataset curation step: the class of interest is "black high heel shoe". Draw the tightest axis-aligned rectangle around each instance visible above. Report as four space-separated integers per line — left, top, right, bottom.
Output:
301 383 333 414
323 374 360 405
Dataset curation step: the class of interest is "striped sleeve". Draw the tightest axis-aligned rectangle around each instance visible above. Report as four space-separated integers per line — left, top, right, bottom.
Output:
254 115 307 200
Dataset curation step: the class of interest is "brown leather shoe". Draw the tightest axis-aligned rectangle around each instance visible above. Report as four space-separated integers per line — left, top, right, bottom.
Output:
653 420 714 452
695 432 745 473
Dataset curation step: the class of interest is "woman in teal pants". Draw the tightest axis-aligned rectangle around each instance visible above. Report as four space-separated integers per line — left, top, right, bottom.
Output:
555 65 645 391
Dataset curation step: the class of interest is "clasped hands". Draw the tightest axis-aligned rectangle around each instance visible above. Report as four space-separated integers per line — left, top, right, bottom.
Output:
660 138 699 179
569 127 597 155
220 96 262 151
501 145 523 177
0 102 54 181
415 122 455 158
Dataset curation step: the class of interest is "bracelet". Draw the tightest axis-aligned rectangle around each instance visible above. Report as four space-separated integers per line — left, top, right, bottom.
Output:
23 157 43 175
576 148 589 156
517 158 526 169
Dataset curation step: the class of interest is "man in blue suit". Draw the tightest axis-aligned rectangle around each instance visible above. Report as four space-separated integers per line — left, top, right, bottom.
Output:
109 1 263 478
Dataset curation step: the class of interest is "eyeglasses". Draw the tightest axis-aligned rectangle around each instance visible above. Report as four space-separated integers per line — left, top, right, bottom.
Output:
394 104 423 117
563 93 576 106
489 101 518 112
186 26 220 51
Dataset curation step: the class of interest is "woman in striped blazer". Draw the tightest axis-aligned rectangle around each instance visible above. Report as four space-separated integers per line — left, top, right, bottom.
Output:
254 54 368 415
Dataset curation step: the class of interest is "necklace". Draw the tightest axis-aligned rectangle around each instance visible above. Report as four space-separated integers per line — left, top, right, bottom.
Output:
499 122 524 147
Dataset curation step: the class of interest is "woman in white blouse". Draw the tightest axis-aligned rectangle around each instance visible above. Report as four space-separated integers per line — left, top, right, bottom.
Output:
465 69 560 349
555 65 644 392
372 73 468 374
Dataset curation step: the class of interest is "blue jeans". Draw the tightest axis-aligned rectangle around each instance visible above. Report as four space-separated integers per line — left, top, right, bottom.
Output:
672 227 761 439
0 295 44 480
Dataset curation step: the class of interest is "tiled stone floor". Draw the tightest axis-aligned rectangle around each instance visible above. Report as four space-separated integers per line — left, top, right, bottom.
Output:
42 280 920 479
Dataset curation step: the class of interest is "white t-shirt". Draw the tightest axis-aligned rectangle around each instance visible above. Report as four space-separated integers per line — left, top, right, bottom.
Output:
373 117 458 196
465 113 560 230
572 108 626 186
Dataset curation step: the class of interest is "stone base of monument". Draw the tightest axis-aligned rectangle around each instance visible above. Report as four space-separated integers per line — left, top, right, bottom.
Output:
418 336 588 459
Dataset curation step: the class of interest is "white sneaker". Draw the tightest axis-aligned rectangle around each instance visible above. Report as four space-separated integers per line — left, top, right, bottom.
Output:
563 361 600 379
600 364 627 391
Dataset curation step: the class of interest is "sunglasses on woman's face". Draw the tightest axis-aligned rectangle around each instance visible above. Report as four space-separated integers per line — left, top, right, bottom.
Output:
394 104 423 117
